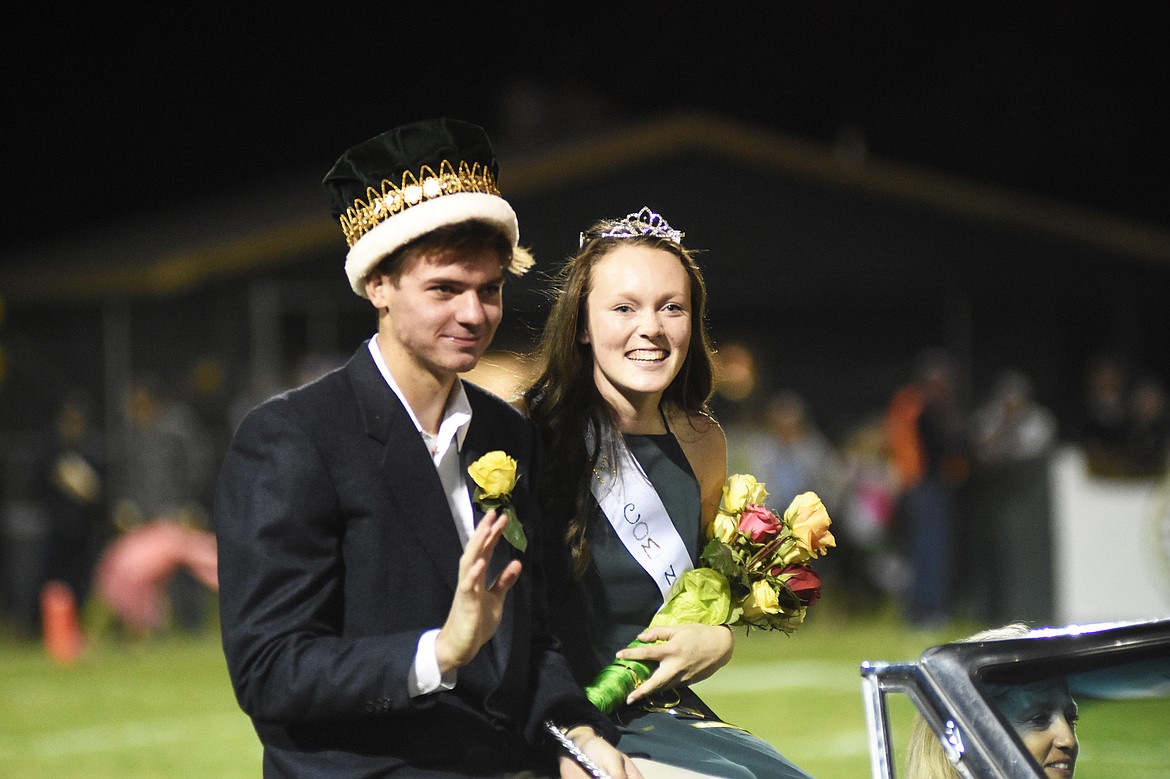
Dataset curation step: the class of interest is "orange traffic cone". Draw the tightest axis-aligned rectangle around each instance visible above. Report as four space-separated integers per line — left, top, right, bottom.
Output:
41 581 85 666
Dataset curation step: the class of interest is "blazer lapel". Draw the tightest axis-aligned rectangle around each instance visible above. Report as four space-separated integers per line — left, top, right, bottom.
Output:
347 345 462 592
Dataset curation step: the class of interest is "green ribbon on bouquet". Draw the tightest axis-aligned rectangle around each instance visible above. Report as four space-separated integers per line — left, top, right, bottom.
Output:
584 568 732 714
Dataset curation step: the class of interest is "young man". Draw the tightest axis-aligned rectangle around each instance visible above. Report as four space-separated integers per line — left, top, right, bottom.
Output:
216 118 641 778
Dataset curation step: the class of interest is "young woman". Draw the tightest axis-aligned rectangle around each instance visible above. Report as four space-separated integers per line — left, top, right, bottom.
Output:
906 624 1079 779
523 208 812 779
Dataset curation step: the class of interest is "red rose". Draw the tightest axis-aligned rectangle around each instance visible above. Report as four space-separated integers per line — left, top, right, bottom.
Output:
774 565 822 606
737 503 782 542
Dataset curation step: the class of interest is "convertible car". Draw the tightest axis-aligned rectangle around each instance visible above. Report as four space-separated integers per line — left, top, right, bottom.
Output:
860 618 1170 778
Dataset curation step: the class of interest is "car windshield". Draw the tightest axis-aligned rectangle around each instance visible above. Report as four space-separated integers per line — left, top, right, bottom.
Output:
862 620 1170 779
977 652 1170 777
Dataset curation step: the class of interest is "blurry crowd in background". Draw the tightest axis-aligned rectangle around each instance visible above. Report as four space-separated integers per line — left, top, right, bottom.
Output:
0 371 223 655
1 338 1167 654
714 345 1169 630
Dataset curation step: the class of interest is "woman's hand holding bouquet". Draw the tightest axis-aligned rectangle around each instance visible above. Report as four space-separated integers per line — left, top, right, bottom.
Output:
585 474 836 713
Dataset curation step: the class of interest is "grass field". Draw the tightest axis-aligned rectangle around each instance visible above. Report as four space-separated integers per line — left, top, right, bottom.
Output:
0 596 951 778
2 599 1166 778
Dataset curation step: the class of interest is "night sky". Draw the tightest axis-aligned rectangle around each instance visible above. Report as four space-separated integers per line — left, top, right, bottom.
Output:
4 4 1168 255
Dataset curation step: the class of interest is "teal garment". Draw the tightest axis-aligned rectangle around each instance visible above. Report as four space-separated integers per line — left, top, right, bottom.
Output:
578 432 703 669
579 432 813 779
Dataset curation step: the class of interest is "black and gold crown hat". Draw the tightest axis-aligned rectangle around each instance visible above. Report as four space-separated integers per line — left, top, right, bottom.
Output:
323 118 533 297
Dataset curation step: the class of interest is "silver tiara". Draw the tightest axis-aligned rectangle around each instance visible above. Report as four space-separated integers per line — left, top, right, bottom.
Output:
579 206 685 247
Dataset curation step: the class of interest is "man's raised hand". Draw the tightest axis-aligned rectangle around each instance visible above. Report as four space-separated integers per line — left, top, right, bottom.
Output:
434 509 522 672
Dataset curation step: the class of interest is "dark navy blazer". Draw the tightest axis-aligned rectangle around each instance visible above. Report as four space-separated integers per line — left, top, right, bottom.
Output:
216 342 612 777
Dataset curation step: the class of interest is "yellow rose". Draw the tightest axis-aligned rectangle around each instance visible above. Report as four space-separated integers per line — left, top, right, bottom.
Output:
710 511 739 543
740 579 781 619
784 491 836 558
720 473 769 515
467 451 518 500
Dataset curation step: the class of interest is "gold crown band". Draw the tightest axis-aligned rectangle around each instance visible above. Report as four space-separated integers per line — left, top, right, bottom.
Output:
339 159 501 248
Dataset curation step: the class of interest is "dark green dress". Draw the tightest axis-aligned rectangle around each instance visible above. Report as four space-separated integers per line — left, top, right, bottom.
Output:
547 431 813 779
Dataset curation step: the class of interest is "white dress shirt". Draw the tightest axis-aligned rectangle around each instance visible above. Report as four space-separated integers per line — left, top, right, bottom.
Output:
368 337 474 696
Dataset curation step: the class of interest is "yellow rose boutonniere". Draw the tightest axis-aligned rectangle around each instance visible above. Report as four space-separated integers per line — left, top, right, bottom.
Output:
467 450 527 552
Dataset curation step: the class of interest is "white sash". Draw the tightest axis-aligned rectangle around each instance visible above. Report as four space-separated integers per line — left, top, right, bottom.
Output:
590 434 693 603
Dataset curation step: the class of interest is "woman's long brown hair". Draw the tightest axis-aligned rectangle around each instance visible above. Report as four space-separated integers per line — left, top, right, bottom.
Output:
523 225 716 575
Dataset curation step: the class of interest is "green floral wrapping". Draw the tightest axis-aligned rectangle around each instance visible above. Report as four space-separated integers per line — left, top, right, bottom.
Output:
648 569 732 628
584 641 656 713
584 569 732 714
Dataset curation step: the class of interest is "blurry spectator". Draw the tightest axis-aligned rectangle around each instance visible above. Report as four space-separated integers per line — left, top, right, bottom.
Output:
1077 354 1169 479
1123 375 1169 477
714 340 765 474
113 373 197 528
33 392 110 617
1 443 51 636
885 348 970 628
292 350 348 388
968 369 1058 623
972 371 1058 465
713 340 761 408
1078 353 1131 476
835 415 905 611
182 354 235 511
106 373 215 634
739 390 845 513
463 350 536 400
1 392 108 638
93 516 218 639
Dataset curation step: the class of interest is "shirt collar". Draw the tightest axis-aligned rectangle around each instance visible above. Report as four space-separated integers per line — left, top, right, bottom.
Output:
368 336 471 452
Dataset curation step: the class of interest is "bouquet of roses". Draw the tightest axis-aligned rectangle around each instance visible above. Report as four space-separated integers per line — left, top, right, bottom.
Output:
585 473 835 713
703 474 835 630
